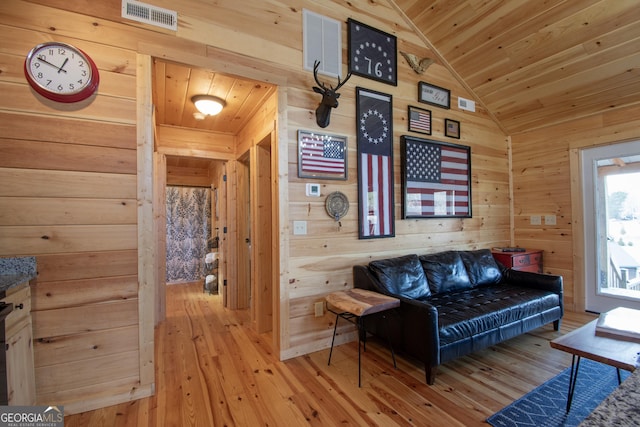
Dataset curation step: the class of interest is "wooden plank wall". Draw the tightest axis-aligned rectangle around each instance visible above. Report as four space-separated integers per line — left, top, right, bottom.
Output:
511 104 640 312
0 0 150 412
1 0 511 412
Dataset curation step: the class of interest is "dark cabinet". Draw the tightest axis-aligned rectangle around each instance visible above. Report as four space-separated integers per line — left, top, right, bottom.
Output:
492 249 543 273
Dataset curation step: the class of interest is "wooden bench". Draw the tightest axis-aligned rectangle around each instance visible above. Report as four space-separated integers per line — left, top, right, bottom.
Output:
325 288 400 386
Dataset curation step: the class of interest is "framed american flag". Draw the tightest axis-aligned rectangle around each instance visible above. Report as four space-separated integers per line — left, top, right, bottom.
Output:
298 130 348 180
401 136 471 219
356 87 394 239
408 105 431 135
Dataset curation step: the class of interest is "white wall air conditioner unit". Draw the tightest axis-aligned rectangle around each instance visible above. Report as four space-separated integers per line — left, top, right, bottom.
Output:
302 9 342 78
122 0 178 31
458 97 476 112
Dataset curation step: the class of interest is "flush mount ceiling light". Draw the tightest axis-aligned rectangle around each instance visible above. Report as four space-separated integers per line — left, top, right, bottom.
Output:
191 95 226 116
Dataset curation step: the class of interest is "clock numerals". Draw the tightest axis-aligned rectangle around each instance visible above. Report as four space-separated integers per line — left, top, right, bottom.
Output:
25 41 99 103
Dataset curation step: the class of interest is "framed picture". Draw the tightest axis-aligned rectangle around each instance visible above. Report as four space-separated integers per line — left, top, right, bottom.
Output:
348 19 397 86
298 130 347 180
418 81 450 109
356 87 394 238
445 118 461 139
408 105 431 135
401 135 471 219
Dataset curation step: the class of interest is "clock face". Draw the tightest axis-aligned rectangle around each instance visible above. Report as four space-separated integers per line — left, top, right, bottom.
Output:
348 19 397 86
24 42 99 103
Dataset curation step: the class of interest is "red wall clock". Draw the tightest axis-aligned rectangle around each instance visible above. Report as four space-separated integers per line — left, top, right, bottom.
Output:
24 41 100 103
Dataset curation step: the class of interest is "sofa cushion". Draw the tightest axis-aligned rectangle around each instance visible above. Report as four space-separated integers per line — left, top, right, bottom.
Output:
419 251 471 294
369 254 431 299
430 284 560 345
459 249 502 287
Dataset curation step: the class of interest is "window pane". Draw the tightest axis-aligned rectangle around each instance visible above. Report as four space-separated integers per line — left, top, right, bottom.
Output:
600 169 640 298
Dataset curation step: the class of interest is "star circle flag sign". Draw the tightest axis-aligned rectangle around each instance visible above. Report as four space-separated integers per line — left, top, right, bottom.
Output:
356 87 394 239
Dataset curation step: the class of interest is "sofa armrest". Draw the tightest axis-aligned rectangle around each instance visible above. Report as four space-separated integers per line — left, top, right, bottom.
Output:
502 268 564 318
398 298 440 363
353 265 381 293
353 265 441 369
502 268 563 294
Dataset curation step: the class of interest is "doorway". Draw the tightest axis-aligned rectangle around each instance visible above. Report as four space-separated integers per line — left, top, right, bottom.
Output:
151 57 278 334
581 140 640 312
165 185 212 284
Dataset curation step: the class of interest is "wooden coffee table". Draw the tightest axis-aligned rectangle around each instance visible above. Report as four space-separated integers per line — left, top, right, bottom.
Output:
550 317 640 412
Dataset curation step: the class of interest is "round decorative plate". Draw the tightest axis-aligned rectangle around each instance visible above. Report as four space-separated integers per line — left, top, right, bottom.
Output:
325 191 349 221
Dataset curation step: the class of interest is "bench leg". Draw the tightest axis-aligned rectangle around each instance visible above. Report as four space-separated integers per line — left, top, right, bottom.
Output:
357 316 364 387
328 313 340 366
553 319 561 331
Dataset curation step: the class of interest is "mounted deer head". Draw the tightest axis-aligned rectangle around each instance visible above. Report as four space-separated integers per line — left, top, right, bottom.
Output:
312 60 352 128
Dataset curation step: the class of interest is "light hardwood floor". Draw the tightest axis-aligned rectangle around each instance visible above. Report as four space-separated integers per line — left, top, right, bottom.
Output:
65 282 595 426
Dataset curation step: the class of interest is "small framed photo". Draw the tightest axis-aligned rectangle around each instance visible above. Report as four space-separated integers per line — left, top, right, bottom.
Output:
418 81 450 109
445 118 461 139
408 106 431 135
298 130 348 180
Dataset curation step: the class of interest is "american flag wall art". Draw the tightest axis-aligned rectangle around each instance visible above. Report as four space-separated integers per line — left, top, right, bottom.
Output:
401 136 471 218
356 87 394 238
408 105 431 135
297 130 347 180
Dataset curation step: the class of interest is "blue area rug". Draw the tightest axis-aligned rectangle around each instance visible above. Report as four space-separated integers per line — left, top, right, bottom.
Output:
487 359 630 427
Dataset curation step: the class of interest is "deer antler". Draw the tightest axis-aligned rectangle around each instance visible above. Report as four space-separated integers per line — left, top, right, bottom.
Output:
313 60 327 90
332 69 352 91
313 60 352 91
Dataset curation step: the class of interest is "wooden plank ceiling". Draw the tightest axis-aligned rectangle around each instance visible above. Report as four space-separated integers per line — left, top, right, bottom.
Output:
152 58 276 136
153 0 640 138
392 0 640 134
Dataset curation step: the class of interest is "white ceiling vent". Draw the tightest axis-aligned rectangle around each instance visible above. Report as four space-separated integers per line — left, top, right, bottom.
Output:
122 0 178 31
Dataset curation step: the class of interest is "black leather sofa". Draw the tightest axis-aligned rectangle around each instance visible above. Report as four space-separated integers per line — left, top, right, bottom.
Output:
353 249 563 384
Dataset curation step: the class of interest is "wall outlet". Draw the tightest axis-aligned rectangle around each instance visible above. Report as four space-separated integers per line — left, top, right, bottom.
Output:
293 220 307 235
530 215 541 225
544 215 557 225
314 301 324 317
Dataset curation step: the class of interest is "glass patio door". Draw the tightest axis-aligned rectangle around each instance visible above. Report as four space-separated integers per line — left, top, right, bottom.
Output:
582 140 640 313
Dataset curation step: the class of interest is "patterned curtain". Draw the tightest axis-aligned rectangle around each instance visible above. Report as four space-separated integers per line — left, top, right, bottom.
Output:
166 187 212 284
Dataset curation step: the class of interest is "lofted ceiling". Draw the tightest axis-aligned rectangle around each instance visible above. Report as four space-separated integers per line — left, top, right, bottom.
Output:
154 0 640 140
393 0 640 135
